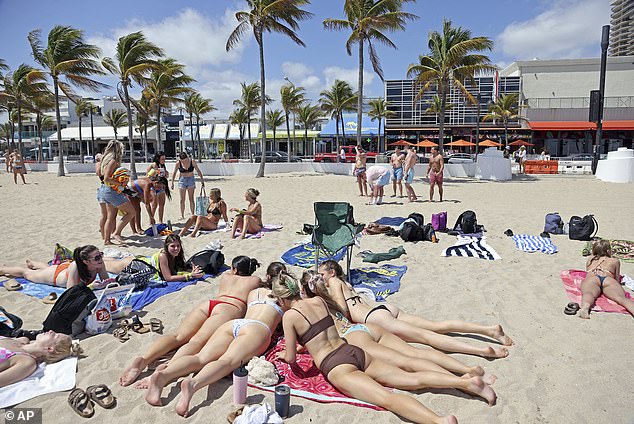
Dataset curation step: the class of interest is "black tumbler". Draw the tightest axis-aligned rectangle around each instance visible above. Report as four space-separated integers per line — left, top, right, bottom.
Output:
274 384 290 418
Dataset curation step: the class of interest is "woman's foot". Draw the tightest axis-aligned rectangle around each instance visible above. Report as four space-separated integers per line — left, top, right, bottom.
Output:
145 371 167 406
25 259 37 270
439 416 458 424
466 376 497 406
579 307 591 319
113 235 126 244
120 356 145 386
489 325 514 346
175 377 195 417
483 346 509 359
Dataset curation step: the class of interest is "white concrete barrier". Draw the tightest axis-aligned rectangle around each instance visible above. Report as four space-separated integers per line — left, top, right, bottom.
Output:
445 163 476 177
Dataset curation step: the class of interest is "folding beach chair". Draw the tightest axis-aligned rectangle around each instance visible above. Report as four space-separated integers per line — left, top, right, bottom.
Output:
312 202 365 281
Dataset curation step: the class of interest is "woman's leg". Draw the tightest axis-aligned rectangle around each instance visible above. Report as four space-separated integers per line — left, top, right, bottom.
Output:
179 187 187 219
114 200 135 241
0 265 56 285
187 187 195 216
602 280 634 317
119 301 210 386
13 170 18 184
104 204 118 244
190 216 217 238
104 257 135 274
99 203 108 240
132 199 143 234
157 192 166 223
579 275 601 319
231 216 244 239
179 216 197 237
25 259 50 270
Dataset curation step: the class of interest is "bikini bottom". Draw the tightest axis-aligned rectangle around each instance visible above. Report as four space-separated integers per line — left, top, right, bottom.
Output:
320 341 366 381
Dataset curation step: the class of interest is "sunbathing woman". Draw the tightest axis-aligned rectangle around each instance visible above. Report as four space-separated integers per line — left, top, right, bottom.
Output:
579 240 633 319
119 255 261 387
0 245 115 289
148 283 284 414
147 151 169 223
126 175 171 234
179 187 228 237
0 331 82 388
273 273 457 424
318 261 511 358
230 188 263 239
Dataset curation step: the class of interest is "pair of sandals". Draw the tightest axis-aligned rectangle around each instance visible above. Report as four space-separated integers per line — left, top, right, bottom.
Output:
113 316 163 342
68 384 116 418
564 302 581 315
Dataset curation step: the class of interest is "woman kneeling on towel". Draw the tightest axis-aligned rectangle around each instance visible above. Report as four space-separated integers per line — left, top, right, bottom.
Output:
318 261 512 358
230 188 263 239
0 246 115 289
0 331 81 388
579 240 634 319
119 255 261 387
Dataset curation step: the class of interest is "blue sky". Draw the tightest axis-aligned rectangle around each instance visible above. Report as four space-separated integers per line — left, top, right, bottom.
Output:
0 0 610 117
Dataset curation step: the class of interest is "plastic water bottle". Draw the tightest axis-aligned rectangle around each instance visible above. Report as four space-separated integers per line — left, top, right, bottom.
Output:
274 384 291 418
232 364 248 405
167 220 172 232
152 224 158 237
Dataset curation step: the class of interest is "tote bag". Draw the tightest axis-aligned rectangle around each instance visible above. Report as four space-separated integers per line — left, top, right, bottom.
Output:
195 187 210 216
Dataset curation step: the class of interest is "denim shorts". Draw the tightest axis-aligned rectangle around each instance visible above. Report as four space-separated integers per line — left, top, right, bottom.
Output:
102 185 129 207
179 175 196 189
377 170 391 187
96 184 106 204
392 167 403 181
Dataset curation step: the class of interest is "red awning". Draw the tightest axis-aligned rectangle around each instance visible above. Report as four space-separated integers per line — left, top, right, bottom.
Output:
529 120 634 131
602 120 634 130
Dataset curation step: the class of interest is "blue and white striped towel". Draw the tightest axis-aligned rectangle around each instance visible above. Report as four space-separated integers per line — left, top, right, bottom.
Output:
512 234 558 254
442 236 501 260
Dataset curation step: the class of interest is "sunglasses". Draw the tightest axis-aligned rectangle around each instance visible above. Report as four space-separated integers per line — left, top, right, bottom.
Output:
88 253 104 262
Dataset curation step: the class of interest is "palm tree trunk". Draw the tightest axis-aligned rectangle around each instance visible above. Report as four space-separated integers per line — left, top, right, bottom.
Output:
79 116 84 163
17 101 23 157
89 108 95 159
156 108 162 157
123 84 137 179
504 120 509 148
357 39 364 146
196 115 202 161
189 112 194 155
340 111 347 147
285 112 291 163
256 35 266 178
37 112 43 163
9 119 15 150
144 124 148 162
53 78 65 177
378 119 382 153
335 115 340 156
438 86 447 152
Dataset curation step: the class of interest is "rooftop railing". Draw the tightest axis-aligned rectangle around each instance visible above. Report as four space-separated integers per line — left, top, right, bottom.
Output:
526 96 634 109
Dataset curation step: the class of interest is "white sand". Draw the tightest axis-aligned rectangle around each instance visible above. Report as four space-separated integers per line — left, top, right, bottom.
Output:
1 170 633 423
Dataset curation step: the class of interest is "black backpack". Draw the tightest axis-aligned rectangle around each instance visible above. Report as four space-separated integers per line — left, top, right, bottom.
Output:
453 210 478 234
407 212 424 227
186 250 225 276
42 284 97 335
422 223 437 242
116 258 160 290
569 215 598 241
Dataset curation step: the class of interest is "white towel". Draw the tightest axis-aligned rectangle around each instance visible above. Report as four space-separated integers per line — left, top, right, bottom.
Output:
622 274 634 292
0 357 77 408
234 402 283 424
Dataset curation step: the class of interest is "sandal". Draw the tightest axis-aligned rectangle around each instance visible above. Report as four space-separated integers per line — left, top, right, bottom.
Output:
149 318 163 334
113 327 129 343
130 315 150 334
3 280 22 291
42 292 58 304
68 388 95 418
86 384 116 409
564 302 580 315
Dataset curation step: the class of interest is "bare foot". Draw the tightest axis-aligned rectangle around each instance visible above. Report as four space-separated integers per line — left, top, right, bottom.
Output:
25 259 37 270
136 230 145 235
175 377 195 417
120 356 145 386
466 376 497 406
190 233 198 238
490 325 514 346
439 416 458 424
466 365 485 377
133 376 150 389
483 346 509 359
145 371 166 406
465 371 497 385
113 235 126 244
579 308 590 319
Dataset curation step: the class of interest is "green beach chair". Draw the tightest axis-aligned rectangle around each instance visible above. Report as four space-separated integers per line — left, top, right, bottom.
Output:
312 202 365 281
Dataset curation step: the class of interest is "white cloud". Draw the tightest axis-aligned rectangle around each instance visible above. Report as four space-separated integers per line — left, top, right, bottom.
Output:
497 0 610 60
323 66 375 91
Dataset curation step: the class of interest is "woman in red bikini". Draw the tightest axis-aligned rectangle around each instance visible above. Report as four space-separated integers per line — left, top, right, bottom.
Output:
579 240 633 319
119 255 261 386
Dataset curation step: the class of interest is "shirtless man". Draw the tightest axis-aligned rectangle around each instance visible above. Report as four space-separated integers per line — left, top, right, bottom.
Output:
426 147 444 202
390 147 405 197
402 146 417 202
353 145 368 196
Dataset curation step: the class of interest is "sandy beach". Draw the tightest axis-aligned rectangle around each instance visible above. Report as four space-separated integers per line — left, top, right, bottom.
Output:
1 169 633 424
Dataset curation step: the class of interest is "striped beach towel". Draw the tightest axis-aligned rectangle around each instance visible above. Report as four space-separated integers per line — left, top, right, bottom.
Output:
512 234 558 254
441 236 501 260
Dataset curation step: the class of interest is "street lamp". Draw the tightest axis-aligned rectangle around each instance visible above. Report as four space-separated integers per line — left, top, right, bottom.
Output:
475 92 482 158
592 25 610 174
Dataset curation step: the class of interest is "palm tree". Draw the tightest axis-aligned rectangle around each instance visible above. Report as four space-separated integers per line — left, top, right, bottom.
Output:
143 58 194 152
367 98 395 152
35 114 55 162
233 82 263 162
319 79 356 154
191 95 217 160
0 59 8 79
226 0 313 177
102 31 163 179
482 93 522 147
265 109 284 152
0 122 14 147
230 107 250 155
74 99 91 162
104 109 128 140
324 0 417 146
280 83 305 162
406 19 495 151
296 103 321 156
183 92 199 155
29 26 107 176
87 102 99 158
135 95 154 161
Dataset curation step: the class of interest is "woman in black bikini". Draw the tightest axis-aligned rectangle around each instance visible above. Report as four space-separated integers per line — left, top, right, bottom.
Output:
579 240 633 319
170 152 205 219
147 151 170 223
179 188 228 237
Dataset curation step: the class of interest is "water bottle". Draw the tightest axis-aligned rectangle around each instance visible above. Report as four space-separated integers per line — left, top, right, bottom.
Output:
232 364 248 405
152 224 158 237
167 220 172 232
274 384 291 418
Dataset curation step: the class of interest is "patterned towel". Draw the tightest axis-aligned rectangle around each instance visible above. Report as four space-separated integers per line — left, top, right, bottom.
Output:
512 234 558 254
281 243 346 268
248 338 382 410
350 264 407 301
582 239 634 263
560 269 632 314
442 236 501 260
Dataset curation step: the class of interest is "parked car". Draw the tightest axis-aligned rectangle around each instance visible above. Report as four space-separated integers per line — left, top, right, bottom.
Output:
254 151 302 163
314 145 378 163
122 151 146 162
447 153 474 164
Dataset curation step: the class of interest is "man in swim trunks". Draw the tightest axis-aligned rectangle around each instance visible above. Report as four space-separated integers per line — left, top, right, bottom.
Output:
402 146 417 202
390 147 405 197
354 145 368 197
426 147 444 202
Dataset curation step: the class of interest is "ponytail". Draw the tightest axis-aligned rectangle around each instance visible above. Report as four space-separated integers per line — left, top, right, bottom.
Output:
73 245 98 284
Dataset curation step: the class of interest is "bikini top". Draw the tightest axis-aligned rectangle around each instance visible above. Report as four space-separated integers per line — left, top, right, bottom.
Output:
292 299 335 346
589 258 616 278
0 336 34 364
345 294 362 306
248 290 284 316
178 159 194 173
210 204 221 216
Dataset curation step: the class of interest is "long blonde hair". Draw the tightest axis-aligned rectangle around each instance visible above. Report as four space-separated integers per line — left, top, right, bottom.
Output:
101 140 123 173
42 336 83 364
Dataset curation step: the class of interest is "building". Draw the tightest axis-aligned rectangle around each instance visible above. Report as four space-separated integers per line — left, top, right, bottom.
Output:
610 0 634 56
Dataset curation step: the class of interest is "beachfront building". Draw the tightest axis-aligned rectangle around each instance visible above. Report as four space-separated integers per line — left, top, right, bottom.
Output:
610 0 634 56
318 113 381 153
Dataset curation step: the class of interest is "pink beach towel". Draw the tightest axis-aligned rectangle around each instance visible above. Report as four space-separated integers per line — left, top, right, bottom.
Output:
560 269 632 314
248 338 383 410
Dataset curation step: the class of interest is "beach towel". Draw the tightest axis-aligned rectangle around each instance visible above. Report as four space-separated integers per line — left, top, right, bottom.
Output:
581 239 634 263
349 264 407 301
0 356 77 408
442 236 501 260
281 243 346 268
560 269 632 314
195 221 229 235
512 234 558 254
249 338 382 410
374 216 407 227
234 224 283 239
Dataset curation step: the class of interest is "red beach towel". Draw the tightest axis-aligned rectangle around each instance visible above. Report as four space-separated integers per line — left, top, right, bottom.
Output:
560 270 631 314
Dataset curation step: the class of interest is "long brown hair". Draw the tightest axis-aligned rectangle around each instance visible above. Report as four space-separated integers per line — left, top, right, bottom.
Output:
163 234 186 273
588 240 612 267
298 270 346 317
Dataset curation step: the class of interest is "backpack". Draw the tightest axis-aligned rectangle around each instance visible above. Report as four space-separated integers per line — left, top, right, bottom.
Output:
422 223 438 242
400 221 424 242
569 215 598 241
42 284 97 335
116 259 160 290
431 212 447 231
407 213 424 227
544 213 564 234
186 250 225 276
453 210 478 234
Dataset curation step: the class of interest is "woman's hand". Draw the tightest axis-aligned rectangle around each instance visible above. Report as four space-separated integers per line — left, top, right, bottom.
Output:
230 207 238 213
191 265 204 278
170 182 175 190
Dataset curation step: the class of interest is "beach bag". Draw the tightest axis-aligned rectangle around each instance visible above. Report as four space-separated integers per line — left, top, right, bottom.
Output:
431 212 447 231
400 220 425 242
195 187 210 216
0 306 23 337
186 249 225 276
453 210 478 234
569 215 598 241
42 284 96 335
544 213 564 235
85 283 120 335
407 212 424 227
51 243 73 265
116 258 159 290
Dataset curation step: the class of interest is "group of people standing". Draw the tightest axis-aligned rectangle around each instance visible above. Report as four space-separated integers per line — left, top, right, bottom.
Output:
4 149 27 184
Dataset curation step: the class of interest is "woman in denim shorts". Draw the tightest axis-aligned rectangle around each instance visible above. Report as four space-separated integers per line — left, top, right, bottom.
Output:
171 152 205 219
100 140 135 245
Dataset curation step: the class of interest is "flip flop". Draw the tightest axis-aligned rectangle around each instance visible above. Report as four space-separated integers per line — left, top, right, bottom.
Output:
113 327 129 343
149 318 163 334
42 292 58 304
130 315 150 334
68 388 95 418
564 302 580 315
3 280 22 291
86 384 116 409
504 229 514 237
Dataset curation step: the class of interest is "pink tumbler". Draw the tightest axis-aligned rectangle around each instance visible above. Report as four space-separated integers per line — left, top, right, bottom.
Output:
233 364 248 405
